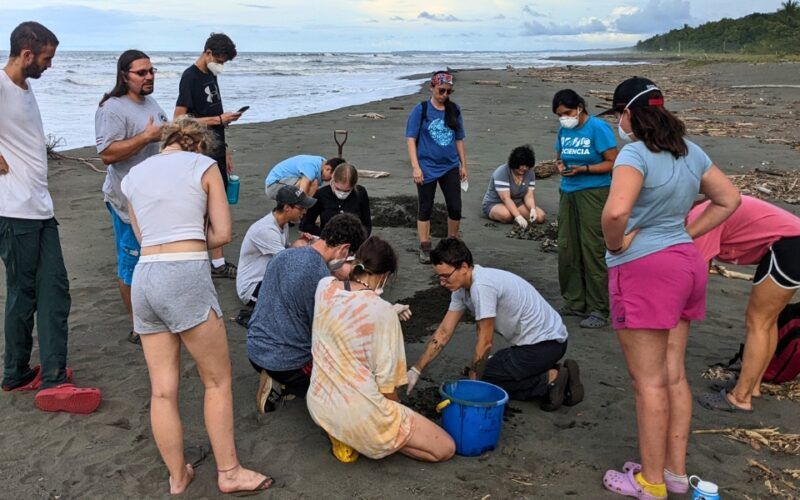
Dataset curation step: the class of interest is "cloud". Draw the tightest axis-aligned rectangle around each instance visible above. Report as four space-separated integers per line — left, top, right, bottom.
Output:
239 3 272 8
389 15 405 21
417 11 462 22
521 18 607 36
493 14 506 20
522 4 544 17
613 0 694 34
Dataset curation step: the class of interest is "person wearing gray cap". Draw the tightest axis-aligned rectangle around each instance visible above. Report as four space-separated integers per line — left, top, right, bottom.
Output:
236 185 316 308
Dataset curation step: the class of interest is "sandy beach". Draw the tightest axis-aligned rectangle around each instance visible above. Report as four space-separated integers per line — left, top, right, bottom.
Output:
1 60 799 499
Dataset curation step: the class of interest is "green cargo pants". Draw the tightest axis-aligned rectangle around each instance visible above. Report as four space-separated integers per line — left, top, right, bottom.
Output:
0 217 71 389
557 187 609 317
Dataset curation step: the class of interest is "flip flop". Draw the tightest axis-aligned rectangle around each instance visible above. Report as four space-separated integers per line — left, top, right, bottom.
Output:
697 389 753 413
603 467 667 499
709 377 761 398
621 462 689 494
34 383 102 414
563 359 584 407
2 365 74 392
580 311 608 329
227 476 275 497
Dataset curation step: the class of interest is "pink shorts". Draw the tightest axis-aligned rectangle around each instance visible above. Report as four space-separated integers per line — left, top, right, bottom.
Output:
609 243 708 330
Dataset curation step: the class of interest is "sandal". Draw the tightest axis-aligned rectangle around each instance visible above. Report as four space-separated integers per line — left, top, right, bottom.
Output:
603 467 667 499
2 365 74 392
697 389 753 413
218 464 275 497
563 359 584 407
580 311 608 329
621 462 689 494
34 383 102 414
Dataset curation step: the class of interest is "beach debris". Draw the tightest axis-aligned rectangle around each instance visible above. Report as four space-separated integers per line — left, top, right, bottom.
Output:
732 84 800 89
46 134 106 173
701 366 737 381
761 380 800 402
507 221 559 252
709 263 754 281
694 427 800 455
534 159 559 179
358 169 390 178
728 168 800 204
747 459 799 498
472 80 501 86
347 112 384 120
372 195 448 237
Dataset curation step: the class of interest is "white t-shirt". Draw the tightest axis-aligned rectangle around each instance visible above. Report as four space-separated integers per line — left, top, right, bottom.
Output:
121 150 217 246
236 212 288 303
449 265 568 346
0 70 52 219
95 95 168 223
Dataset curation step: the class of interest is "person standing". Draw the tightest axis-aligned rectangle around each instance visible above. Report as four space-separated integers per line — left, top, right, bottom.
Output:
95 49 168 344
552 89 618 329
0 22 101 413
175 33 241 279
405 71 468 264
600 77 739 499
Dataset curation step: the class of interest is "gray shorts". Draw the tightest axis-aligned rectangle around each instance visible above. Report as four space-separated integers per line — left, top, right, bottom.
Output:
131 256 222 334
265 177 301 199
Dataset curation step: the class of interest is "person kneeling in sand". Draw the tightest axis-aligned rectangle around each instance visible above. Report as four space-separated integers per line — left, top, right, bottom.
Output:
264 154 344 199
234 186 317 325
481 145 546 228
406 238 582 411
307 236 455 463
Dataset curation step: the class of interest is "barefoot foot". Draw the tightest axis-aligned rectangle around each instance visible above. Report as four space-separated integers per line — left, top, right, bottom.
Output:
169 464 195 495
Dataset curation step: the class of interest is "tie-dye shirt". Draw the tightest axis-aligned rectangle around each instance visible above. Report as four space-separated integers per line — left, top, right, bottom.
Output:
307 277 413 459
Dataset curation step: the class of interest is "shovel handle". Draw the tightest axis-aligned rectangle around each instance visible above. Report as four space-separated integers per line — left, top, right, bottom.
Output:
334 130 348 157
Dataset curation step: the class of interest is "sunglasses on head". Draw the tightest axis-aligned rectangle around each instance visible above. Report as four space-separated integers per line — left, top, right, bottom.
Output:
437 88 454 96
128 68 157 77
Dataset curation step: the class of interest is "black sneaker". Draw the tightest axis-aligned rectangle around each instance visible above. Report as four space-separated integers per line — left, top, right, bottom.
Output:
211 262 238 279
563 359 584 406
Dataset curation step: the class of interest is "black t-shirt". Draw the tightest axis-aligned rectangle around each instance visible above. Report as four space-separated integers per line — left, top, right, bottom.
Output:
300 185 372 236
176 65 226 164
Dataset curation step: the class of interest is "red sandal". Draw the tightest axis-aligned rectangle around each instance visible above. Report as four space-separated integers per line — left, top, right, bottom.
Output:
2 365 74 392
34 383 101 414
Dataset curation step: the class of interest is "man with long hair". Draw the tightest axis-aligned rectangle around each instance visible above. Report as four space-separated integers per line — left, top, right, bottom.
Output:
0 22 101 413
94 49 168 345
175 33 241 279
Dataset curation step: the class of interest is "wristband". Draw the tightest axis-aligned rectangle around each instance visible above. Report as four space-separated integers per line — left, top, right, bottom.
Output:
607 245 623 254
218 115 223 126
410 366 421 375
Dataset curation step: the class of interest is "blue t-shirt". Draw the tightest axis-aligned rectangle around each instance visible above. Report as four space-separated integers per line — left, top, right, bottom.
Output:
247 246 331 371
554 116 616 193
606 139 713 267
265 155 326 187
405 101 465 183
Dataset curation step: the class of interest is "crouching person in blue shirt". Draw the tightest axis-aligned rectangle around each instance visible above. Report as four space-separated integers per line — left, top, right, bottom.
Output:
405 238 583 411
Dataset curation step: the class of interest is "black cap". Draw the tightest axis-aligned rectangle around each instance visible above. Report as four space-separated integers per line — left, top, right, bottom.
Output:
276 185 316 209
599 76 663 116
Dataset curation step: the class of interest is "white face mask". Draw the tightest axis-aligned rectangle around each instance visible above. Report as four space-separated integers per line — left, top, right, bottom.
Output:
207 62 224 76
617 118 634 143
374 275 390 296
332 186 352 200
559 109 581 129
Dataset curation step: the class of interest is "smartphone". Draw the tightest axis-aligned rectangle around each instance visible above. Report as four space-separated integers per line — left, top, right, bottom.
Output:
237 106 250 113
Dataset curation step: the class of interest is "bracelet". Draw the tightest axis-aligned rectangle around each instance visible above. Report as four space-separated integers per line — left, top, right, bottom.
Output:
218 115 223 126
607 245 623 254
585 165 591 174
410 366 421 375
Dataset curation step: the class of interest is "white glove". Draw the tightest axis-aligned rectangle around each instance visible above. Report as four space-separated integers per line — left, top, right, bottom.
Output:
393 303 412 322
514 215 528 229
529 207 537 223
406 366 421 395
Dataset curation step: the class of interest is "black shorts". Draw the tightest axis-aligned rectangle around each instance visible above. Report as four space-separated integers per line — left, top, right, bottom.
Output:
754 236 800 289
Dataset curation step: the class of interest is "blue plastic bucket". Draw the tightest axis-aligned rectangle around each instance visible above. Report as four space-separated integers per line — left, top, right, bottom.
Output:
438 380 509 457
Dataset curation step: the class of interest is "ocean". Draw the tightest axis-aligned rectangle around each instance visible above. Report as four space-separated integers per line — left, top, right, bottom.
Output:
2 50 631 150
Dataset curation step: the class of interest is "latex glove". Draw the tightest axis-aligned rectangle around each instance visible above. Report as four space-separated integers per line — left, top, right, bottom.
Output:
406 367 421 395
393 303 412 322
514 215 528 229
529 207 537 223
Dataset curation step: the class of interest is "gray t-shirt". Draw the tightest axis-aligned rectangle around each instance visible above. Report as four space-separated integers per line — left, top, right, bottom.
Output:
482 163 535 212
448 265 568 346
236 212 289 303
95 95 168 222
606 139 713 267
247 246 331 371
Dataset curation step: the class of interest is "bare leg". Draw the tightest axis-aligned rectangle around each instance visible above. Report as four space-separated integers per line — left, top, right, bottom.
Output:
140 332 191 494
729 278 796 408
447 218 460 238
118 279 133 319
617 328 670 486
665 320 691 476
399 411 455 462
488 204 514 223
179 311 272 494
211 246 224 263
417 220 431 244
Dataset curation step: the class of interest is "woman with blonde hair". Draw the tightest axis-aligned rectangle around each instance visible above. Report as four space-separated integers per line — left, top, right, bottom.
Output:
121 116 273 495
300 162 372 236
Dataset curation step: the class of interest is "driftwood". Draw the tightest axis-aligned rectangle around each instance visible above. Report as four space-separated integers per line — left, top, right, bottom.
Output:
358 169 390 179
732 84 800 89
533 159 558 179
710 263 754 281
46 134 106 173
729 168 800 204
694 427 800 455
347 113 384 120
472 80 501 86
747 458 799 499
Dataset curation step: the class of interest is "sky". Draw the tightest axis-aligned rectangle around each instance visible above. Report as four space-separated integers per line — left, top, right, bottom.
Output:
0 0 787 52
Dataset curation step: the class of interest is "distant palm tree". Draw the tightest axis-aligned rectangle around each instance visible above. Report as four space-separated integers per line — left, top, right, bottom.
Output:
782 0 799 13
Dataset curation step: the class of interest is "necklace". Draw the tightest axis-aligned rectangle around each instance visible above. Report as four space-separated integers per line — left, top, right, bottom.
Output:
351 278 373 291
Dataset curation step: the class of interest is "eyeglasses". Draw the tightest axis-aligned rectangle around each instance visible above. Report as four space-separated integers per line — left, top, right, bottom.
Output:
437 88 454 96
436 268 458 283
128 68 157 77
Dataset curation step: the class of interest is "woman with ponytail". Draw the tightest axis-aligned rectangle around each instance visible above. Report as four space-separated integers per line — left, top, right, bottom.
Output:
307 236 455 463
405 71 468 264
